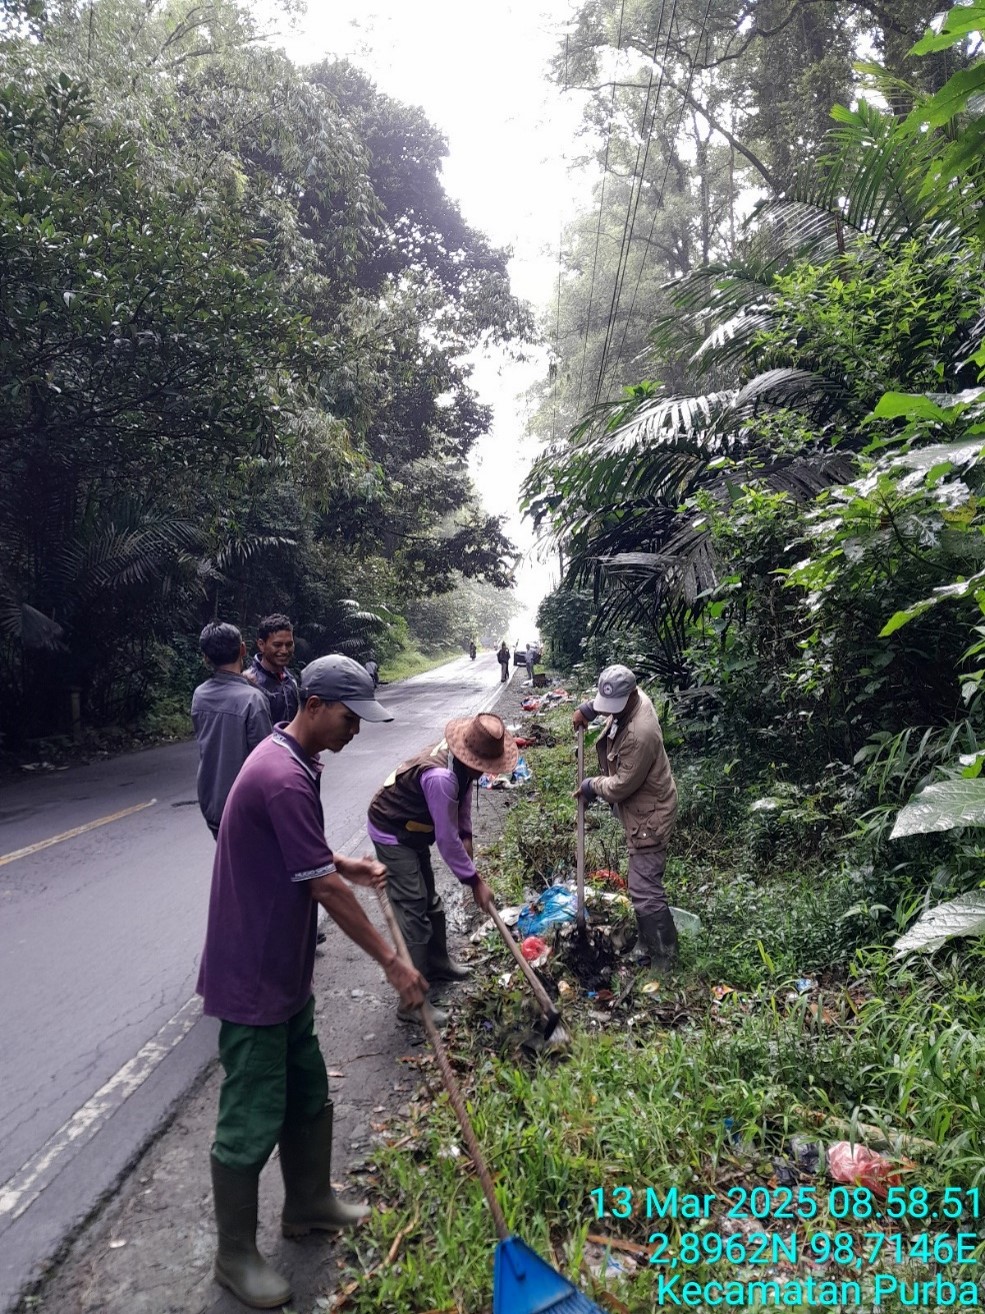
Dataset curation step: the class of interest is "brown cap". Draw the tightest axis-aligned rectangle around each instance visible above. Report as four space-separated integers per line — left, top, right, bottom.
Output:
444 713 518 776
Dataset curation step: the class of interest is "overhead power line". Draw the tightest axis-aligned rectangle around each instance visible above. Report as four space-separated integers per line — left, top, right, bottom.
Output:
604 0 715 392
574 0 628 420
591 0 676 413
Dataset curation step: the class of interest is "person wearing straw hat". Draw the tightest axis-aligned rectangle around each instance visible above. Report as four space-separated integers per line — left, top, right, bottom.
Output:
573 664 679 973
367 712 517 1026
197 654 427 1310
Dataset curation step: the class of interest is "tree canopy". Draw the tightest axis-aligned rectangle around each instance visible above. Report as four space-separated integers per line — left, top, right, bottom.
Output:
0 0 531 745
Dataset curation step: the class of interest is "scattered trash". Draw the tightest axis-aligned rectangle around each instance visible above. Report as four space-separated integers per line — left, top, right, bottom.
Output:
584 889 632 910
497 905 523 927
589 868 627 890
512 755 532 783
520 935 549 962
827 1141 912 1195
557 979 572 996
795 977 816 993
583 1240 638 1279
517 884 578 936
711 984 736 1001
521 699 541 712
789 1134 826 1174
808 1001 836 1024
108 1239 127 1249
670 906 702 935
497 972 513 988
642 981 661 994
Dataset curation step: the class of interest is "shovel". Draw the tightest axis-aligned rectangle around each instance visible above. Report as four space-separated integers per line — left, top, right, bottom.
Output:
487 902 570 1048
376 888 605 1314
576 724 587 938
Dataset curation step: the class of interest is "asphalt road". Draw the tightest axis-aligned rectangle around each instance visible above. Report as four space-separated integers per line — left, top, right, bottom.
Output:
0 652 504 1311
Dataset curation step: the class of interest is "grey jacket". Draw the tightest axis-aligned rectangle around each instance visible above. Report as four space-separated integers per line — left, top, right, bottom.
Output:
191 671 273 828
588 688 677 852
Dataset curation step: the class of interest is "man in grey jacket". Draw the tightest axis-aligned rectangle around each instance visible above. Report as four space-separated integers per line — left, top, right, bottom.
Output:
573 664 678 971
192 622 273 838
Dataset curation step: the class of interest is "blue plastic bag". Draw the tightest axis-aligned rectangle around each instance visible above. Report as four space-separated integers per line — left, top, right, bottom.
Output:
517 884 577 936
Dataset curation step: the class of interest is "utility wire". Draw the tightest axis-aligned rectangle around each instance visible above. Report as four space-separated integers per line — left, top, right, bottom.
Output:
574 0 628 419
605 0 715 391
591 0 675 412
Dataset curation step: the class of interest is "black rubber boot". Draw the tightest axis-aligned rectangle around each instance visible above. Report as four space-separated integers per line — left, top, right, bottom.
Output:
396 940 449 1028
280 1102 370 1238
211 1156 291 1309
426 908 470 981
635 910 679 974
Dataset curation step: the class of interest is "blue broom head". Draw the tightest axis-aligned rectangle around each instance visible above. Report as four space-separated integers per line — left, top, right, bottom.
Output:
493 1235 608 1314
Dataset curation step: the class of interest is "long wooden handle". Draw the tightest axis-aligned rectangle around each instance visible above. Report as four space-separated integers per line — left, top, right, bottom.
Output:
487 902 561 1026
576 725 586 929
375 888 510 1240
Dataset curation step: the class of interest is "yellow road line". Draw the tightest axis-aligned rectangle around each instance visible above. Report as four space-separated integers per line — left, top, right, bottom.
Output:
0 798 158 867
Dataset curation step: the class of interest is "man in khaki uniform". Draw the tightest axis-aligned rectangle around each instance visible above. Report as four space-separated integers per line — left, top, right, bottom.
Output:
573 664 678 970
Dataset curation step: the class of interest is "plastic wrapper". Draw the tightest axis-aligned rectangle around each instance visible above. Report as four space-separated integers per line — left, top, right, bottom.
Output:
827 1142 910 1196
520 935 549 962
517 884 578 936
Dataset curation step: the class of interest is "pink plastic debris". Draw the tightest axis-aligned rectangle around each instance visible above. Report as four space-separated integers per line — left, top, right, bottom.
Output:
520 935 549 962
827 1141 912 1196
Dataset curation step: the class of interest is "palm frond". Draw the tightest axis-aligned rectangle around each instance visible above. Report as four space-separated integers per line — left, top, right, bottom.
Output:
0 599 66 650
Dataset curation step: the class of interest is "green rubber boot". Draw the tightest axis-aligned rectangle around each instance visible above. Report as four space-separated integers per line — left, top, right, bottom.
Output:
636 911 679 976
396 940 449 1028
426 907 470 982
211 1156 291 1309
280 1102 370 1237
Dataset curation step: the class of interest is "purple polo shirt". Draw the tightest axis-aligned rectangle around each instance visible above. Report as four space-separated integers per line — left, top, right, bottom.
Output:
197 728 336 1026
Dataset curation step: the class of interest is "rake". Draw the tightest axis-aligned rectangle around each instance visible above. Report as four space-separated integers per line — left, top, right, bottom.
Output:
376 888 607 1314
487 900 571 1049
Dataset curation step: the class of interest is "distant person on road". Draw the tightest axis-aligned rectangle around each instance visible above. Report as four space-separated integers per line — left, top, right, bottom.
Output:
364 656 379 687
468 639 476 660
497 641 510 683
366 714 516 1027
524 642 537 682
244 612 299 724
573 664 678 973
191 622 272 839
197 655 427 1310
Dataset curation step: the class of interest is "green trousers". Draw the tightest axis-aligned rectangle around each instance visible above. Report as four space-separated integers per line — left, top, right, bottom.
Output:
213 995 328 1172
373 839 440 954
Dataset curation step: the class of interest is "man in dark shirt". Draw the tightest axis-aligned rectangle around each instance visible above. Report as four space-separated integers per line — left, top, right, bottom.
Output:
245 612 300 723
191 622 272 838
198 655 426 1309
497 641 510 682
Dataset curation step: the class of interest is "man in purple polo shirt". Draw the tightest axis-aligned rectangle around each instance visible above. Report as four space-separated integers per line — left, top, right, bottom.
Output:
198 654 426 1310
367 713 517 1028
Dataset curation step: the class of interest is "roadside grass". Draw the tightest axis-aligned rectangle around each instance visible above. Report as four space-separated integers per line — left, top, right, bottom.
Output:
380 647 462 683
334 709 985 1313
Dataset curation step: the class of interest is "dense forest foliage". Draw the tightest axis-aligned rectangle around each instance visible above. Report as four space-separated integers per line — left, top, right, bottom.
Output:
0 0 527 749
529 0 985 956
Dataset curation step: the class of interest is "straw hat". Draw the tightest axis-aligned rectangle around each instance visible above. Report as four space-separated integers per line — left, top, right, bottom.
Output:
444 713 518 776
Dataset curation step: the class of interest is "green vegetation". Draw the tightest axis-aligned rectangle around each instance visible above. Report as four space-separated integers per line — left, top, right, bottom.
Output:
333 9 985 1309
0 0 525 752
336 713 985 1313
378 648 460 685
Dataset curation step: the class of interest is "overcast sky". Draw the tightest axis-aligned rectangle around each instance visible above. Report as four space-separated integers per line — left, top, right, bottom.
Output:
263 0 587 631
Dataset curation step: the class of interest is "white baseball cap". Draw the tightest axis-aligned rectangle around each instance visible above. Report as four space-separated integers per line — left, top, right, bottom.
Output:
594 664 637 714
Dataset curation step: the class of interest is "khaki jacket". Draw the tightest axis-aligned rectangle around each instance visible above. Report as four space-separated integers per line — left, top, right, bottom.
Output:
590 688 677 852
